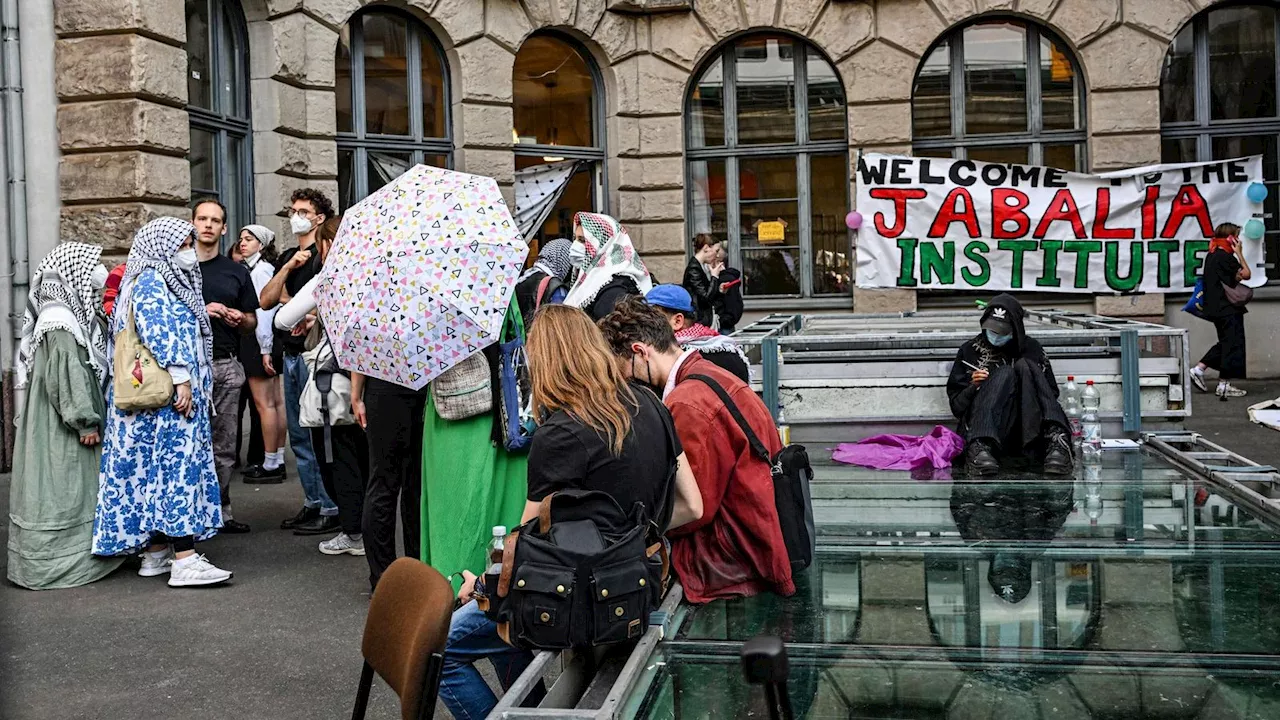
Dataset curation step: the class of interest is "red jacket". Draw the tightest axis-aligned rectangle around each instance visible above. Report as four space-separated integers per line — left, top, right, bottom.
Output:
665 353 795 604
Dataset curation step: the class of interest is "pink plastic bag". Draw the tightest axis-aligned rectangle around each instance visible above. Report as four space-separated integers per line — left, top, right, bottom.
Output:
832 426 965 471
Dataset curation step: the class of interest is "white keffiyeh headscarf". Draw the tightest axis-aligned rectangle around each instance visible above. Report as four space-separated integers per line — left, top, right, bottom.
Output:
16 242 108 389
114 217 213 364
563 213 652 308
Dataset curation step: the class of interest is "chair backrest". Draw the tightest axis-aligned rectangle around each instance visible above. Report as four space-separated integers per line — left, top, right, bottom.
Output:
362 558 455 720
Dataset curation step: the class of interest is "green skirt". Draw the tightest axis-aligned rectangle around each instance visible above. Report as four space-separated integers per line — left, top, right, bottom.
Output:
420 393 528 592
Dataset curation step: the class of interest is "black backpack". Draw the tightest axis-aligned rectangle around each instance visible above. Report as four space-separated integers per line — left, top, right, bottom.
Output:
687 374 816 574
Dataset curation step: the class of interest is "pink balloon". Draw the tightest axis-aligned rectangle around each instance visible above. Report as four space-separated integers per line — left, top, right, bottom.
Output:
845 211 863 230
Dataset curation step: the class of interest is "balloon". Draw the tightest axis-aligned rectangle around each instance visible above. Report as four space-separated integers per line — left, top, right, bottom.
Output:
845 211 863 230
1244 218 1266 240
1248 182 1269 203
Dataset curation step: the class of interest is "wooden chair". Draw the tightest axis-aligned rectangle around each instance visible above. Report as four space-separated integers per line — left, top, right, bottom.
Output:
352 557 454 720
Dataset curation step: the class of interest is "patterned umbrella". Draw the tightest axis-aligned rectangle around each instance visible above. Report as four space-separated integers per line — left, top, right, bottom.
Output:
314 165 528 390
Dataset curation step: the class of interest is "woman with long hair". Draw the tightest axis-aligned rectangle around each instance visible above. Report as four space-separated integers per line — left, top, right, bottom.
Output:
236 225 288 481
438 305 701 720
1190 222 1252 400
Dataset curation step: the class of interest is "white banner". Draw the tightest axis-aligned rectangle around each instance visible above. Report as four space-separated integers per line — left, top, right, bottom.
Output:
854 153 1266 292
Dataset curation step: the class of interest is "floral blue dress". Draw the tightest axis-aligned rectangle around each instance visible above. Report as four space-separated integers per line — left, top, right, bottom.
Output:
93 269 221 555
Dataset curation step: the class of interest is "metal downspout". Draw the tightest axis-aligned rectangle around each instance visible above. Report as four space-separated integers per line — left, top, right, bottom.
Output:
1 0 27 362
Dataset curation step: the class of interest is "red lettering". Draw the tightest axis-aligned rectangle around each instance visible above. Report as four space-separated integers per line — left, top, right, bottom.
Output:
1142 185 1159 239
1161 184 1214 239
869 188 928 238
927 188 981 238
1033 189 1087 239
1092 188 1135 239
991 189 1031 239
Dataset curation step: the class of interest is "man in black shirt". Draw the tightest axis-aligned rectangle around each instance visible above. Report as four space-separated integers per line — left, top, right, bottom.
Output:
193 198 258 533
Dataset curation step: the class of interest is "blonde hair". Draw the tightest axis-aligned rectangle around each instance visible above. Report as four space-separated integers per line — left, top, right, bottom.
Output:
526 305 635 455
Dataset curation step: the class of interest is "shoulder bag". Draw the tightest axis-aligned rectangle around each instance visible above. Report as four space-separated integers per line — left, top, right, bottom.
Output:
299 328 354 462
1223 281 1254 308
432 351 492 420
497 303 536 452
112 308 175 411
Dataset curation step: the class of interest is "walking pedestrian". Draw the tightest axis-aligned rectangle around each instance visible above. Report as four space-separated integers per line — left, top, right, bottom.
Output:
94 217 232 586
1190 223 1252 400
9 242 124 589
237 224 288 482
192 198 258 534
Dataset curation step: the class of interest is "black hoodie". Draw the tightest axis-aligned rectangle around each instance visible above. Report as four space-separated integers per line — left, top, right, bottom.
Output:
946 294 1059 423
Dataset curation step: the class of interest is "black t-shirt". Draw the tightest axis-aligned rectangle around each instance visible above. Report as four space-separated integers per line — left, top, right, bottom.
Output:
526 383 682 525
275 245 323 355
200 255 259 360
1202 248 1245 318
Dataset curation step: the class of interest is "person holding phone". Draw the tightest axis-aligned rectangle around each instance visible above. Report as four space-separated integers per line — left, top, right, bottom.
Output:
1190 223 1251 400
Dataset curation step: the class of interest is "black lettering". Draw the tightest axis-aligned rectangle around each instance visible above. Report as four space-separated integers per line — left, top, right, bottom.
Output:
1228 161 1248 183
919 159 946 185
857 157 887 186
1011 164 1040 188
1043 167 1067 188
890 158 911 184
1201 163 1225 184
949 160 977 187
980 163 1009 186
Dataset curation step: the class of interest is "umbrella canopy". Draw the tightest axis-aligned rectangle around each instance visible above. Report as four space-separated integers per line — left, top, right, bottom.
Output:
315 165 528 390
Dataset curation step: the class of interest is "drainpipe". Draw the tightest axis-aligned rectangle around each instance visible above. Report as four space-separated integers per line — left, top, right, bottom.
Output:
0 0 27 469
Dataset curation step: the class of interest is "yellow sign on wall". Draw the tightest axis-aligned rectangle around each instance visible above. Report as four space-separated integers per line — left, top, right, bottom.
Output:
757 220 785 244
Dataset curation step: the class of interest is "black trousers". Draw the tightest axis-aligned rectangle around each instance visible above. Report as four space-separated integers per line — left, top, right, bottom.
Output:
965 359 1068 451
1200 313 1247 380
235 384 265 468
311 425 369 536
152 533 195 552
362 391 426 589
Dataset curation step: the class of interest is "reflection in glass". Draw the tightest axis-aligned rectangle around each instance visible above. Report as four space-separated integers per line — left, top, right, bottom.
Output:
967 145 1028 165
216 10 239 117
1042 143 1080 171
362 13 411 135
513 35 595 148
742 248 800 295
420 34 447 139
963 23 1028 135
224 134 245 237
336 26 354 133
913 41 952 138
738 157 798 263
1161 24 1196 124
190 128 216 192
1208 5 1277 121
689 56 725 148
1161 137 1197 164
807 50 845 141
811 154 850 295
185 0 212 111
736 35 796 145
1040 35 1077 131
688 159 727 241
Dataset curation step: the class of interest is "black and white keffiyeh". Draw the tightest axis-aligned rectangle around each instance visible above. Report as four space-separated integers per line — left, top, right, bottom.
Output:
518 238 573 284
16 242 108 388
115 217 213 364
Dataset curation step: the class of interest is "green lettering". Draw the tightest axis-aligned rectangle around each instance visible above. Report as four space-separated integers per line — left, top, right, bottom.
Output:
1037 239 1063 288
1147 240 1178 288
1183 239 1210 287
961 241 990 286
997 240 1038 289
1104 241 1143 292
1064 240 1104 289
896 237 919 287
919 240 955 285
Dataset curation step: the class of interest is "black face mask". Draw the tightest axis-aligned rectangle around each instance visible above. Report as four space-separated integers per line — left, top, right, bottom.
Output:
631 353 664 396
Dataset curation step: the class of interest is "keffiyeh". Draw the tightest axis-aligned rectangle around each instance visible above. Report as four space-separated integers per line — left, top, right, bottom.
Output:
676 323 751 374
16 242 108 388
115 217 213 364
519 238 573 284
563 213 652 308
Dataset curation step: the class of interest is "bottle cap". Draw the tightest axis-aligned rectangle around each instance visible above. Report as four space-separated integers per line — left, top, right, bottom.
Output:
1067 375 1075 380
493 525 507 537
1086 380 1094 385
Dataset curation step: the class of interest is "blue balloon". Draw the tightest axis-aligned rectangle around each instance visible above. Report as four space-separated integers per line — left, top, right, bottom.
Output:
1245 218 1266 240
1248 182 1269 203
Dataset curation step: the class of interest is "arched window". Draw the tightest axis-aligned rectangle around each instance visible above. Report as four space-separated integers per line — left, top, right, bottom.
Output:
336 8 451 209
186 0 253 239
1161 4 1280 280
912 19 1086 170
513 34 606 249
686 34 850 299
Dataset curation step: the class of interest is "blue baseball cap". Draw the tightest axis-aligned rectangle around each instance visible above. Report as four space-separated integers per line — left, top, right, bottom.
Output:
645 284 695 313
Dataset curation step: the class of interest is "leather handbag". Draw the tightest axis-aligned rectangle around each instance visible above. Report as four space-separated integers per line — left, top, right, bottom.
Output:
1223 281 1254 308
112 309 174 411
431 350 492 420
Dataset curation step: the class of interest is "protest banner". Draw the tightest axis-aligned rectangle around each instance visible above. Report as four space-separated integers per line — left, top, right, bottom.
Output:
854 153 1266 292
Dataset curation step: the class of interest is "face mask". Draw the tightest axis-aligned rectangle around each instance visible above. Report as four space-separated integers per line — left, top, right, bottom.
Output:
90 264 109 290
290 213 314 236
569 241 590 267
175 248 198 271
985 329 1013 347
631 352 664 395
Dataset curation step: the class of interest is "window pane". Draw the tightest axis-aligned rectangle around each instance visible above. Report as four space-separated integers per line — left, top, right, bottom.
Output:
224 133 246 239
1161 24 1196 124
420 34 448 139
967 145 1028 165
185 0 212 111
1043 143 1080 171
362 13 411 136
514 36 596 148
689 55 725 148
811 154 850 295
1209 5 1277 121
689 159 727 241
1161 137 1197 164
367 150 413 195
190 128 217 192
1212 135 1278 257
913 146 955 159
963 23 1028 135
807 48 845 141
736 36 797 145
216 4 241 117
1040 34 1078 131
913 41 952 138
516 156 596 255
338 148 357 210
742 248 801 296
739 157 798 257
337 25 354 134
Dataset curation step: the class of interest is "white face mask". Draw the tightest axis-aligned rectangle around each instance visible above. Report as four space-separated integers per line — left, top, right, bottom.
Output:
290 213 314 236
174 248 198 271
90 264 109 290
569 240 590 267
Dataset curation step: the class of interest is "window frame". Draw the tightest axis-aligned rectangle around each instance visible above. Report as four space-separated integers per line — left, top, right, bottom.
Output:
683 33 851 301
336 7 453 207
911 19 1089 169
186 0 254 246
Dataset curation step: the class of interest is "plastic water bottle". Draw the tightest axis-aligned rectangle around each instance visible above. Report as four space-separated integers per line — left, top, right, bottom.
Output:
489 525 507 566
1063 376 1081 405
776 403 791 446
1081 379 1100 413
1080 380 1103 461
1063 392 1083 455
1083 473 1103 526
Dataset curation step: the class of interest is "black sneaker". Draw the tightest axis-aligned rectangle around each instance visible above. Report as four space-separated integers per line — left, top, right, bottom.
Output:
1043 429 1074 476
292 514 341 536
242 464 286 484
281 506 319 530
221 518 251 534
966 439 1000 476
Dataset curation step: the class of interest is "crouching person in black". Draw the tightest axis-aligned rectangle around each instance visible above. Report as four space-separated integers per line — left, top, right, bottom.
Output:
947 294 1073 477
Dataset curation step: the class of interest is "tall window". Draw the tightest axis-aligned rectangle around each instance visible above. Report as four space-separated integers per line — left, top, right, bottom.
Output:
912 19 1086 170
513 34 606 250
1161 4 1280 281
186 0 252 240
686 34 850 299
336 8 451 209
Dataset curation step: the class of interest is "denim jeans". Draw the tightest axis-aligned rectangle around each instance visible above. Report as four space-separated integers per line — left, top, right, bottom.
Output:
282 353 336 515
439 601 537 720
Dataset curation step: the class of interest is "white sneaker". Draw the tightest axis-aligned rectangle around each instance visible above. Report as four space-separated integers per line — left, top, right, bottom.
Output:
168 554 233 587
138 548 174 577
319 532 365 556
1190 367 1207 393
1217 382 1247 399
